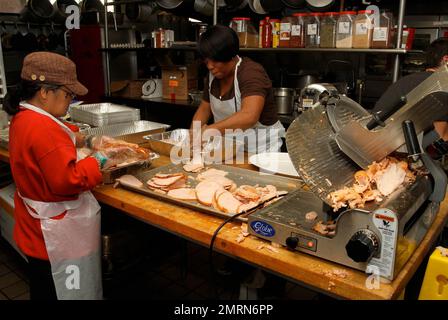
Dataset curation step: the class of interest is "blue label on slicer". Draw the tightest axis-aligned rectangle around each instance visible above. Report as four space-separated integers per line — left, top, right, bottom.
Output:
250 221 275 237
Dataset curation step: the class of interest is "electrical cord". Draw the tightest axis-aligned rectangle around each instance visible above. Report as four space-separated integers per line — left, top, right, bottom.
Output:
208 211 248 300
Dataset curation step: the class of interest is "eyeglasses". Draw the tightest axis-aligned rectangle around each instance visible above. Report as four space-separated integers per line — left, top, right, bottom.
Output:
59 87 76 100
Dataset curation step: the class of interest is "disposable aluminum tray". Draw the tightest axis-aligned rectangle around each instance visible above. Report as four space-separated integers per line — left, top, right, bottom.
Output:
83 121 170 145
143 129 245 162
118 163 302 222
0 128 8 150
70 103 140 126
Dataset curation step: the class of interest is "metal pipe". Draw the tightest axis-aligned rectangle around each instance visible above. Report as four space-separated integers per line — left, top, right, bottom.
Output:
213 0 218 25
103 0 146 5
104 0 111 96
392 0 406 83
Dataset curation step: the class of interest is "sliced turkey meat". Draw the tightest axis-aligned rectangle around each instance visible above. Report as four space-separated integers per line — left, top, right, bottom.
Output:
197 168 228 180
216 189 243 213
167 188 197 201
375 162 406 196
154 172 185 179
183 161 205 173
116 174 144 188
195 181 222 206
234 185 261 202
151 174 186 187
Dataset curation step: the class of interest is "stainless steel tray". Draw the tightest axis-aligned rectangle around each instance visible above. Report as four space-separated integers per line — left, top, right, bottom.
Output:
83 121 170 141
118 163 302 221
143 129 245 162
101 151 159 184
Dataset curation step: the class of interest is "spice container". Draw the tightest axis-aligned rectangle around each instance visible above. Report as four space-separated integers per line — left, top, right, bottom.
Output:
304 13 322 48
401 26 415 49
336 11 356 48
259 17 272 48
270 19 280 48
352 10 374 48
290 13 307 48
230 17 259 48
372 10 393 48
320 12 338 48
279 16 294 48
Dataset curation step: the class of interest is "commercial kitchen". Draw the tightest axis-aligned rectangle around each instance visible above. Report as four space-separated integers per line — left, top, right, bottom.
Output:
0 0 448 302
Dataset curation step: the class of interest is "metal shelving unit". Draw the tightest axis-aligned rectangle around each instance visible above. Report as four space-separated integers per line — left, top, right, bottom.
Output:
100 46 422 54
0 40 7 99
102 0 409 96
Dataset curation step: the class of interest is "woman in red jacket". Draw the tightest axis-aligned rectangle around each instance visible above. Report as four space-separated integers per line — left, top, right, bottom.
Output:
4 52 107 300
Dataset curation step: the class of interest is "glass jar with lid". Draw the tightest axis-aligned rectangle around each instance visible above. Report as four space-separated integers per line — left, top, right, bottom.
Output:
371 10 394 48
230 17 258 48
279 16 294 48
352 10 374 48
336 11 356 48
304 12 322 48
320 12 338 48
290 13 307 48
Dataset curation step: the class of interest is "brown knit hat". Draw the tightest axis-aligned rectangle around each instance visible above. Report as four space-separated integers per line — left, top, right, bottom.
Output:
21 52 88 96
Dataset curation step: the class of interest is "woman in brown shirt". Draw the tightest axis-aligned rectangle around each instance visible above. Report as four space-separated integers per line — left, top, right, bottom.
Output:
192 25 285 154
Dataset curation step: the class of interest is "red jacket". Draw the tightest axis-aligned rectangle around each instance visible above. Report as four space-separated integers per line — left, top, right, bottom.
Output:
9 108 102 260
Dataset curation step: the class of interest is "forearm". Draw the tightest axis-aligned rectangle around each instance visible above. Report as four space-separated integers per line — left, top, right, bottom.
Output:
191 101 211 128
207 110 258 134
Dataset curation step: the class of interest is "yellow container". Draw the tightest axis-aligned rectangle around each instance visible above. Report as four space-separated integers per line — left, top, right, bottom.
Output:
418 247 448 300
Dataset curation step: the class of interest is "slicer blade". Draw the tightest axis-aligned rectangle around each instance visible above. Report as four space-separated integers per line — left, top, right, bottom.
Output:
335 66 448 168
286 96 368 204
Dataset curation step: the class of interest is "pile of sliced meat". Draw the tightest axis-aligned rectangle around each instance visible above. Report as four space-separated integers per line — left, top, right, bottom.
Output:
145 168 287 214
93 136 151 162
328 156 416 211
146 172 188 194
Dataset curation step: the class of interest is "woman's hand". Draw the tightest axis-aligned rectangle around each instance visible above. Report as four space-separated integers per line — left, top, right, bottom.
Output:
75 132 86 148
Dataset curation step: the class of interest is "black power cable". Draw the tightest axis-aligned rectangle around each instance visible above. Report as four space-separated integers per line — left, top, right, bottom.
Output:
208 211 248 300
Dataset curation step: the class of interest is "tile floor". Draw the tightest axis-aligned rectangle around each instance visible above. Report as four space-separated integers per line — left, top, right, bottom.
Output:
0 221 324 301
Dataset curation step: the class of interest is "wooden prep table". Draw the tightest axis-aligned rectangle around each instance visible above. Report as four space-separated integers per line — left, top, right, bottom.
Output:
1 146 448 300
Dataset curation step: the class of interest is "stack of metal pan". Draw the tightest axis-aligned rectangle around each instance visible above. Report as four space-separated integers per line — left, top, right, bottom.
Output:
70 103 141 127
83 120 170 145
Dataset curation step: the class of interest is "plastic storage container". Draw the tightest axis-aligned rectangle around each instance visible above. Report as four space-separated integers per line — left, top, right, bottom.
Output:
290 13 307 48
372 10 394 48
320 12 338 48
279 16 294 48
352 10 374 48
336 11 356 48
230 17 258 48
304 13 322 48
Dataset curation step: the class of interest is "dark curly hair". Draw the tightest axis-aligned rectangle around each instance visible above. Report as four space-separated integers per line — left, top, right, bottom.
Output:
3 80 60 115
198 24 239 62
426 37 448 68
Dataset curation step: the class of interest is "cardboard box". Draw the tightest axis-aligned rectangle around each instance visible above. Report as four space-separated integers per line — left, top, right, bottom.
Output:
161 64 198 100
111 80 148 98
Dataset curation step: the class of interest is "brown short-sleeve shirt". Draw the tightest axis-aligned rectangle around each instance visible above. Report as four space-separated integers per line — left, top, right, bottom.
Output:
202 57 278 126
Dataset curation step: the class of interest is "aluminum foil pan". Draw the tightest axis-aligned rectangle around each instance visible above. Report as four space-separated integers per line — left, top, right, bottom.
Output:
70 103 140 126
83 121 170 138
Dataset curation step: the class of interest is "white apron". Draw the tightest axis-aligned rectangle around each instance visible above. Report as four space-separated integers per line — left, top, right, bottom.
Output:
17 102 103 300
209 56 285 154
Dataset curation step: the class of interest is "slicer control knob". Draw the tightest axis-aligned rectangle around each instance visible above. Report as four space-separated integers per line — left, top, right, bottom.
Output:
286 236 299 249
345 230 379 263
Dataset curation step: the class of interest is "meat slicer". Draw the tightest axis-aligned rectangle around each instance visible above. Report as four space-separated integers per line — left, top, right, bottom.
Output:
248 65 448 281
